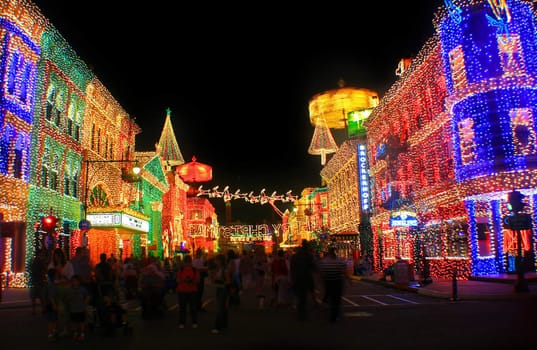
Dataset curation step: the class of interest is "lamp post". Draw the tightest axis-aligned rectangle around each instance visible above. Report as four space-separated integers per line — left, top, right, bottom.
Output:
83 159 141 219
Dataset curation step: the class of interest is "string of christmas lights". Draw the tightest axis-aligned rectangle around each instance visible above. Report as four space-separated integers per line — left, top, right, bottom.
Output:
196 186 298 204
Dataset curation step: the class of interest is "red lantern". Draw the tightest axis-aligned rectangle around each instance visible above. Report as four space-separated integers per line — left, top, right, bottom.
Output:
176 156 213 183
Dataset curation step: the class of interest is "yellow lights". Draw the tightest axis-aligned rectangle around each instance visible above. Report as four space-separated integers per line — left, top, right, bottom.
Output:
132 166 141 175
308 84 379 129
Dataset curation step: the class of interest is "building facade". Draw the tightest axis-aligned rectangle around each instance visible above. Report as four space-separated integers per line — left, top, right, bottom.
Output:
0 0 46 286
365 39 467 277
82 78 146 265
29 25 94 264
437 0 537 276
365 0 537 278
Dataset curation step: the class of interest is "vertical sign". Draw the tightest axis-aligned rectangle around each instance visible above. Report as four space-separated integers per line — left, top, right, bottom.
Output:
358 144 371 212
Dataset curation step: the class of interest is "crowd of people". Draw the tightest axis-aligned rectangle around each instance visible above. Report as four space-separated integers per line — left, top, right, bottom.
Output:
29 240 354 341
30 246 146 342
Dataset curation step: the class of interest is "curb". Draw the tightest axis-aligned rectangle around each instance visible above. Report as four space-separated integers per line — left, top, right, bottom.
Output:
352 275 420 293
0 301 31 310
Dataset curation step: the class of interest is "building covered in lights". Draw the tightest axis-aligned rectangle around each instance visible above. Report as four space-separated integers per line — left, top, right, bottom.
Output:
81 78 145 266
29 24 96 263
0 1 47 283
364 0 537 278
309 81 377 260
157 108 189 259
1 0 161 282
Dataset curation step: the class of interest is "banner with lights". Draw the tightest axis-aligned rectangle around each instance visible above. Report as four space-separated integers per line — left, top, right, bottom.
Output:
218 224 283 243
86 212 149 233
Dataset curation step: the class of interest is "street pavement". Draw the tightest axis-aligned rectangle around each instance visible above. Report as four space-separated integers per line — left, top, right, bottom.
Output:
1 277 537 350
2 271 537 310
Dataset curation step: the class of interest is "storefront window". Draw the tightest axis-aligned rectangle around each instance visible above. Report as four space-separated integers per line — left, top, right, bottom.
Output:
477 222 492 257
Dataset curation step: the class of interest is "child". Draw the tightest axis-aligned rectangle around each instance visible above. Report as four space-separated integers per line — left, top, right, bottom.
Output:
44 269 58 341
67 274 90 342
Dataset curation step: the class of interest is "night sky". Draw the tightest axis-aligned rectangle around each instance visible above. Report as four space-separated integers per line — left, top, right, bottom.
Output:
32 0 443 223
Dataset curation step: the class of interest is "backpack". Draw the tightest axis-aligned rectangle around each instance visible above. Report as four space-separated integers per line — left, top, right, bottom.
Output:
177 266 198 285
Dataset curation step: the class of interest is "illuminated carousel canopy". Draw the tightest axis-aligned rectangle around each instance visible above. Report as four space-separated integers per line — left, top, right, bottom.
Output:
308 80 379 129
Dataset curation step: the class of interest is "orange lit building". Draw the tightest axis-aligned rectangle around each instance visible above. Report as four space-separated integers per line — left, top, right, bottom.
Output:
82 79 146 265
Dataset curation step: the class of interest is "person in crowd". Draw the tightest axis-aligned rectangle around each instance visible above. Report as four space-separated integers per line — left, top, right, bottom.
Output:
192 249 209 312
44 268 58 341
163 258 177 294
289 240 317 321
47 248 71 337
354 252 372 276
227 249 241 306
253 247 268 309
211 253 231 334
318 247 351 323
139 257 166 319
29 248 48 315
271 249 290 308
66 274 90 342
68 247 94 304
123 258 139 300
94 253 116 300
239 249 254 290
175 254 200 329
380 256 404 282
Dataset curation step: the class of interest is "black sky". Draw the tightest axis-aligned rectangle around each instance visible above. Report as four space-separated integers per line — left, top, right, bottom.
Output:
32 1 443 223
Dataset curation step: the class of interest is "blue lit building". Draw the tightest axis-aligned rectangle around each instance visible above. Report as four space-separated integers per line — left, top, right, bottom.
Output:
437 0 537 275
0 1 46 279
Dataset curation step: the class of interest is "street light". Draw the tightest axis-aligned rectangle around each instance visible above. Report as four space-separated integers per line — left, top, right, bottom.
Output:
83 159 141 219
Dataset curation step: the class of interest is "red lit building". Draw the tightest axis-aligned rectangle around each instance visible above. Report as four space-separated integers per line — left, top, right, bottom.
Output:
176 156 217 253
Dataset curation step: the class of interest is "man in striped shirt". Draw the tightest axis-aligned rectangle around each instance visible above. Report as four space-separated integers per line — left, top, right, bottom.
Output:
318 247 351 323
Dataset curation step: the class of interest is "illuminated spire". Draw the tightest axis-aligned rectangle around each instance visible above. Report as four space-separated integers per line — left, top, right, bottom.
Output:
157 108 185 166
308 116 338 165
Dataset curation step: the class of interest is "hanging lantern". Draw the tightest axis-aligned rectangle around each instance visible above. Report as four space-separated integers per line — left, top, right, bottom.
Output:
176 156 213 183
308 117 339 165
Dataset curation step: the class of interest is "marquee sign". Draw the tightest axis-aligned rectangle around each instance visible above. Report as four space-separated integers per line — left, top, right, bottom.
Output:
86 212 149 233
219 224 284 241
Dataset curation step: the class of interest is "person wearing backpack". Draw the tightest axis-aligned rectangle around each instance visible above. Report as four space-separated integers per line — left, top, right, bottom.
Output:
175 254 200 329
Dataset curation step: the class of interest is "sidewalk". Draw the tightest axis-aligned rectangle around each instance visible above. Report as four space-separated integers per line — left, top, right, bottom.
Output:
353 272 537 300
0 287 31 309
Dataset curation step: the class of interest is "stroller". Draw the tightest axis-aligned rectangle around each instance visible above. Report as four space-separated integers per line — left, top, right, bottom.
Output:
90 282 132 337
